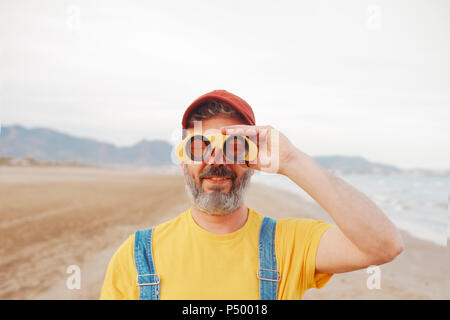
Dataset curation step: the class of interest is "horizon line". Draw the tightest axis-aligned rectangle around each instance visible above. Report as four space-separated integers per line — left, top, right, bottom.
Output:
1 123 447 173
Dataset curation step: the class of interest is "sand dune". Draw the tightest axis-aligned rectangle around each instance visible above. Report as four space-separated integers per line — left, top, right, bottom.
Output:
0 166 447 299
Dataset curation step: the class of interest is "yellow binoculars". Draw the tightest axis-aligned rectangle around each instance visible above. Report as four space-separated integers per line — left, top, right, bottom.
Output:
176 133 258 163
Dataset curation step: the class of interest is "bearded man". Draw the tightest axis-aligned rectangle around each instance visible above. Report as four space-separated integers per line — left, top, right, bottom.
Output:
100 90 403 300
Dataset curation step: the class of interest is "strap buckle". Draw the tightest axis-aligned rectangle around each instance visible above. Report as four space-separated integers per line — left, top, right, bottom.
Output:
136 274 160 286
257 268 281 282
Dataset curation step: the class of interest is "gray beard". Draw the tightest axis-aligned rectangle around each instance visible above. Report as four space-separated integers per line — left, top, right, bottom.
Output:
183 166 252 216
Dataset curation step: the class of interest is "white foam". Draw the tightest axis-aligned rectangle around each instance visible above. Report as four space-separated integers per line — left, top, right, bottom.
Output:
252 172 448 247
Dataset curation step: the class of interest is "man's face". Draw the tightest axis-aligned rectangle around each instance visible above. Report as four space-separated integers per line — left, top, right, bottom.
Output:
182 115 254 216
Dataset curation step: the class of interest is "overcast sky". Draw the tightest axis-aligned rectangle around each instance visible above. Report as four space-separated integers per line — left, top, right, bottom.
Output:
0 0 449 170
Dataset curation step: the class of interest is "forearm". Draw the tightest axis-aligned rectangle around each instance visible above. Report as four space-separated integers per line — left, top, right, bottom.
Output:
280 148 403 258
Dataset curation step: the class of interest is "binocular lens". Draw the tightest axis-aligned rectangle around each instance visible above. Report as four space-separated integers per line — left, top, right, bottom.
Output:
184 134 249 162
186 135 211 161
223 135 249 162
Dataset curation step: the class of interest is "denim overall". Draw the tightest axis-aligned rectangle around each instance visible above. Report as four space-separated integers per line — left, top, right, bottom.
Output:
134 216 280 300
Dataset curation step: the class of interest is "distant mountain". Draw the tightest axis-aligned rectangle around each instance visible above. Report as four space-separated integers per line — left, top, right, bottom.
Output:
313 155 447 176
0 124 447 176
0 124 173 166
313 155 402 175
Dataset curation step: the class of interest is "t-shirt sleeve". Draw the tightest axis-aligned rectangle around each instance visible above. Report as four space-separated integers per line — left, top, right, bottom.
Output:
276 218 334 297
303 221 334 289
100 234 139 300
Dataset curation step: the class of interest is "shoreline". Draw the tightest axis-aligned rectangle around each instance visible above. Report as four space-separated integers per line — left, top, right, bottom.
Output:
261 185 448 249
252 171 449 248
0 166 447 299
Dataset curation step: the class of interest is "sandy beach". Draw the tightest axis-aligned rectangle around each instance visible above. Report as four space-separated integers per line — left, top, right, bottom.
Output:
0 166 447 300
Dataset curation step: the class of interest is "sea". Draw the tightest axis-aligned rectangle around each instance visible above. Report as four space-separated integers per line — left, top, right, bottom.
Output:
252 171 448 247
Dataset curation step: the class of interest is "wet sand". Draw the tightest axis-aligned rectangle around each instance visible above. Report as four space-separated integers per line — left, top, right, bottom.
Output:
0 166 447 299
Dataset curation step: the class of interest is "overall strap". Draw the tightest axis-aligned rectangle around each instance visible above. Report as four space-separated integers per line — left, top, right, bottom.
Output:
258 217 280 300
134 228 161 300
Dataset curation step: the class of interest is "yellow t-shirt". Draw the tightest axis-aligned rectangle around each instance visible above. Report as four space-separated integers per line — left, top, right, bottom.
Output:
100 208 334 300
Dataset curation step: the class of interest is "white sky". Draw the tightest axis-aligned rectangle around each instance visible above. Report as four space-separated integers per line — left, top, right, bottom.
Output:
0 0 449 170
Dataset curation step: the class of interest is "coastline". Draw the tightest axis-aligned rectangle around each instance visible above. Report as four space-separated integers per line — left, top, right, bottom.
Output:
0 166 447 299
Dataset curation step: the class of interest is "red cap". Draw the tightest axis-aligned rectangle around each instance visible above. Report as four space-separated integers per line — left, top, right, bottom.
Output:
182 90 255 128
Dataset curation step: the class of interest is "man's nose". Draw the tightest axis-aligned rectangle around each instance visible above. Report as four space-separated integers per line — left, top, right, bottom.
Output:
206 146 225 165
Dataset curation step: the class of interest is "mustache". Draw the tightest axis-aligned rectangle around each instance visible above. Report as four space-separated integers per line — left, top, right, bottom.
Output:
199 165 237 180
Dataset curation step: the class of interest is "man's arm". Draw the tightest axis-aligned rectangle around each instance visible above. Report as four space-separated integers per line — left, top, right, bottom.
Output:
281 148 404 274
221 124 404 274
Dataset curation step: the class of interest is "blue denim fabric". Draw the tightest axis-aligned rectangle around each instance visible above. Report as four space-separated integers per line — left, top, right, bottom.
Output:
134 228 161 300
258 217 280 300
133 217 279 300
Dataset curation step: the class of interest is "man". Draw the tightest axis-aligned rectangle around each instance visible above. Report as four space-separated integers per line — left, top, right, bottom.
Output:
100 90 403 300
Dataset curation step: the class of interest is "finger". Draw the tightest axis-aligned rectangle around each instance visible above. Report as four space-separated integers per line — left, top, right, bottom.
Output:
257 128 268 144
244 127 257 136
220 125 252 134
221 125 265 138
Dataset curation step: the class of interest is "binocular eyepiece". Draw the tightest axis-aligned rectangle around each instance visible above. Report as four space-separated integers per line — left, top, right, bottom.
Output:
176 133 258 164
